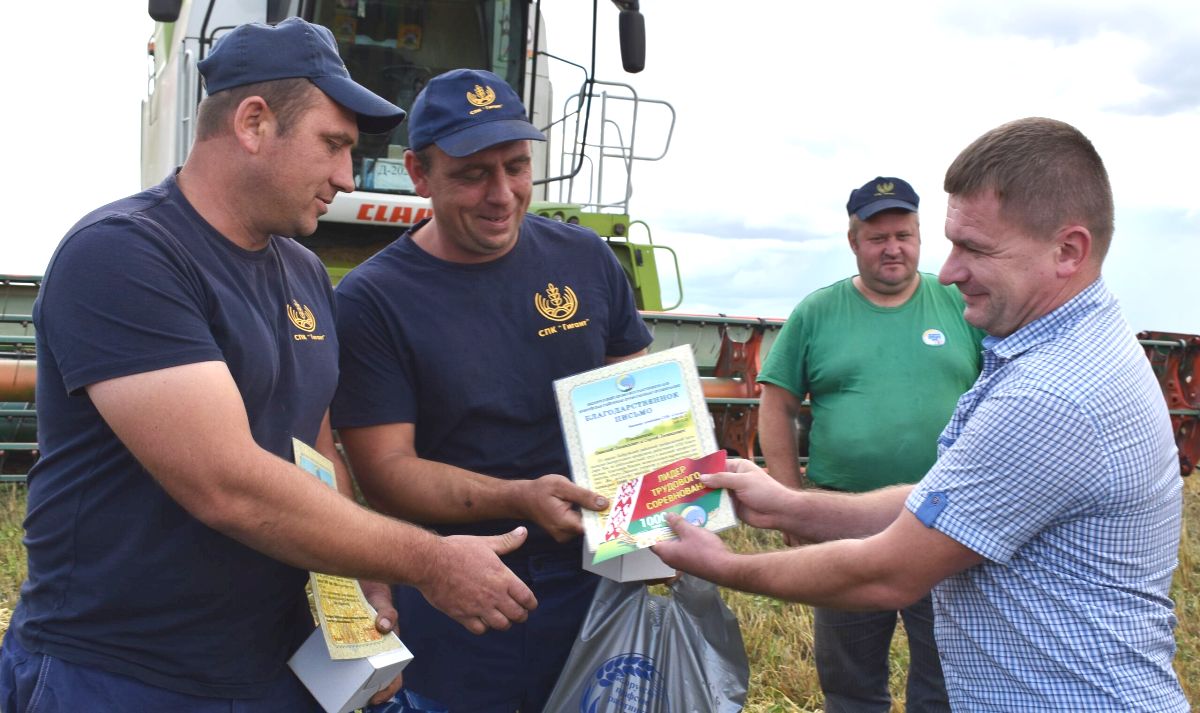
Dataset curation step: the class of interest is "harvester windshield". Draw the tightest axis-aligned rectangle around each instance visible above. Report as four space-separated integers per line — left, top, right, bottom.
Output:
308 0 525 195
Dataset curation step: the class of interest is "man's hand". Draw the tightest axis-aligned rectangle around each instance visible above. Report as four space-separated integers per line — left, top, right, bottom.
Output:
361 580 403 705
703 458 799 532
362 579 399 636
651 513 736 584
415 527 538 635
515 474 608 543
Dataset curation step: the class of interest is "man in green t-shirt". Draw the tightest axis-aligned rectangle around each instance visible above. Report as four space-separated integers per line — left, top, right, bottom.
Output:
757 176 984 713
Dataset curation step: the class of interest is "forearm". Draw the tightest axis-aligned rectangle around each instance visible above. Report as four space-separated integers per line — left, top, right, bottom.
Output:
720 537 919 610
339 421 534 524
316 413 356 499
212 440 541 637
655 496 982 611
758 410 803 487
339 423 601 543
87 364 450 588
187 443 450 585
355 451 531 525
783 485 913 543
758 385 805 487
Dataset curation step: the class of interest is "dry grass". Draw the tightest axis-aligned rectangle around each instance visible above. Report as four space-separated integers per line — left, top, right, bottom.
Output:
1171 475 1200 706
718 527 823 712
0 479 1196 712
0 485 25 612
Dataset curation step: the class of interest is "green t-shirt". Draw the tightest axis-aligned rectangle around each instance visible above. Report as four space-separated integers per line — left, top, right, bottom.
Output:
759 274 985 492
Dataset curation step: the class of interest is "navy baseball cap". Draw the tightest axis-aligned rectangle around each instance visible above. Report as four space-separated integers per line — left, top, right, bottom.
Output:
846 177 920 220
408 68 545 156
197 17 405 134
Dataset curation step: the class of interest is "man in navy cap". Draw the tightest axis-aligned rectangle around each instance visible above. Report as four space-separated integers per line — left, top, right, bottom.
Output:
754 177 983 712
0 19 536 713
331 68 653 712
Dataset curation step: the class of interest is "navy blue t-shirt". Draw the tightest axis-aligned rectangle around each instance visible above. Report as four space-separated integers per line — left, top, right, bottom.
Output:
13 175 338 697
331 215 652 554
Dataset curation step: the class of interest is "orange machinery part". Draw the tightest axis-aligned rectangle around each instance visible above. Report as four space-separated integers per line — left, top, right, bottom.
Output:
0 359 35 402
701 377 757 399
1140 331 1200 476
0 366 763 406
703 324 770 461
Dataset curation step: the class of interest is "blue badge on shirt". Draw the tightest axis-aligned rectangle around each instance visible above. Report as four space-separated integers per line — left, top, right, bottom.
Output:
915 491 948 527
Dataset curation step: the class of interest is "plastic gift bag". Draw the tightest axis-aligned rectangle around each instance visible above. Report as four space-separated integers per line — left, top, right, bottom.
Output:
543 573 749 713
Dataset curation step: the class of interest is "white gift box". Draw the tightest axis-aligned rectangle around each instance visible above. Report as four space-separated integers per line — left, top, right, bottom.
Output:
583 545 675 582
288 628 413 713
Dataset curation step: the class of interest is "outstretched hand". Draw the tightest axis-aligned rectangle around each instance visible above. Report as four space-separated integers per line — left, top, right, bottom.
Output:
519 474 609 543
704 458 798 532
417 527 538 635
650 513 735 584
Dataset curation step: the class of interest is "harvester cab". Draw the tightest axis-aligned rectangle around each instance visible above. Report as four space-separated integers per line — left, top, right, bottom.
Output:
141 0 679 299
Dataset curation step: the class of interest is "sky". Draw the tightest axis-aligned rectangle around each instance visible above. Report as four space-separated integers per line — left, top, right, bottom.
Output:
5 1 1199 335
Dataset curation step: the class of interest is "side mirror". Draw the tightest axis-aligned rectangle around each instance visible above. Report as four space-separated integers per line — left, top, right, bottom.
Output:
611 1 646 73
149 0 184 23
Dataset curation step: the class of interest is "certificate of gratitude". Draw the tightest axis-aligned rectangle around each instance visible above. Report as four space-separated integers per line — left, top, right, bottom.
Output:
292 439 406 661
554 345 736 559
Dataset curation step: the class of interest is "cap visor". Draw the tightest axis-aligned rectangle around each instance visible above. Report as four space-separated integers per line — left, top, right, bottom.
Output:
313 76 407 134
857 199 918 220
435 119 547 157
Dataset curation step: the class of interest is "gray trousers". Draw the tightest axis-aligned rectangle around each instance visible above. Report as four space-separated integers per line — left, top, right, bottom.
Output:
813 594 950 713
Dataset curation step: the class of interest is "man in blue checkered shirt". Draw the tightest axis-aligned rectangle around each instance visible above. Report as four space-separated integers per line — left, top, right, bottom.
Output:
654 117 1189 711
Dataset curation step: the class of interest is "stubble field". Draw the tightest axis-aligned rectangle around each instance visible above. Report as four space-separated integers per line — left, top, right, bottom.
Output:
0 477 1195 712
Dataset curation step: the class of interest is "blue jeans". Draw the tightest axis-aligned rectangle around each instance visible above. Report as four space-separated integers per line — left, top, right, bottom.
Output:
813 595 949 713
0 632 321 713
370 549 598 713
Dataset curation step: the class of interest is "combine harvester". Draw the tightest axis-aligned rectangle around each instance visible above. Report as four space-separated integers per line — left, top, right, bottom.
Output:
2 0 1197 479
